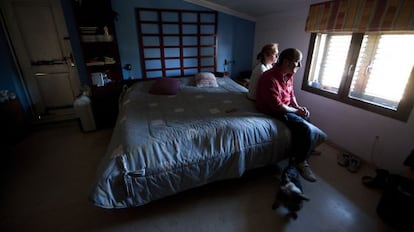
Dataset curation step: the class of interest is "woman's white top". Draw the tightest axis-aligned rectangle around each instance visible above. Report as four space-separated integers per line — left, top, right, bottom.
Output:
247 63 273 100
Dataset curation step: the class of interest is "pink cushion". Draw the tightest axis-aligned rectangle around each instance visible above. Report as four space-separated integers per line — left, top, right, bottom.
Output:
149 78 181 95
194 72 218 87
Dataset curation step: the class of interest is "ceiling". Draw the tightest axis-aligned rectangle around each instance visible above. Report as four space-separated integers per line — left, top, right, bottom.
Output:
185 0 326 21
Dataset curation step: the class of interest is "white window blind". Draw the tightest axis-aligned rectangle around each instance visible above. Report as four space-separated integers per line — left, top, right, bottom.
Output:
309 34 351 93
350 34 414 110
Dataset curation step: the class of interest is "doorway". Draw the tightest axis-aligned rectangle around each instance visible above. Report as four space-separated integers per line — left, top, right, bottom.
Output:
1 0 81 122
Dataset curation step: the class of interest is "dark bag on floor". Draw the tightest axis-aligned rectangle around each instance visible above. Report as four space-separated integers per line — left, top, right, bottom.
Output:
376 176 414 231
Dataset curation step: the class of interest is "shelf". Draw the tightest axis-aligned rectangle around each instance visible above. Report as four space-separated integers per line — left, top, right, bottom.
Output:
73 0 123 128
81 35 114 42
86 61 116 66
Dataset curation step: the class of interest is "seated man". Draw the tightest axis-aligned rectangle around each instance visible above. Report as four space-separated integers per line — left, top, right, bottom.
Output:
256 48 327 182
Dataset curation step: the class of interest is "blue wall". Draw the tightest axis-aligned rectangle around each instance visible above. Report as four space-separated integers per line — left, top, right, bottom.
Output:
218 13 255 77
111 0 255 79
0 21 30 114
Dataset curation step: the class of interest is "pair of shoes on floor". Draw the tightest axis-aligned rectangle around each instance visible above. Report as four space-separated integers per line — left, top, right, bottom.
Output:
296 160 317 182
361 169 391 189
337 153 361 173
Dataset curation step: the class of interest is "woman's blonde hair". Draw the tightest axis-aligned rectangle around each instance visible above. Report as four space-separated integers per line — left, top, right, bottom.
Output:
256 43 278 64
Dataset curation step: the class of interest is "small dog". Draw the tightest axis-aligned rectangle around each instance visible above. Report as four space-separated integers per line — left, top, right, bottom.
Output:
272 165 310 219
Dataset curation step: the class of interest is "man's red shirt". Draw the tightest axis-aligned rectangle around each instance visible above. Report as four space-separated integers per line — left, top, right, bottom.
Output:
255 67 294 115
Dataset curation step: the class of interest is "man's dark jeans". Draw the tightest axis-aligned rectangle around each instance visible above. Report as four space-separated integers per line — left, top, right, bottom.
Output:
277 113 327 163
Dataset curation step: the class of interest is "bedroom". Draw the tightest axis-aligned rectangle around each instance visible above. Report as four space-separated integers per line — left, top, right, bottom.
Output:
1 0 413 231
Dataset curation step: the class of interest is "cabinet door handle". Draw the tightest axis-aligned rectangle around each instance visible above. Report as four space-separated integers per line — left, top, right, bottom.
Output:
64 53 75 67
35 72 69 76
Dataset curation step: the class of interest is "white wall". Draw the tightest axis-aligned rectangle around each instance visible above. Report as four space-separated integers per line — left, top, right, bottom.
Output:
254 5 414 174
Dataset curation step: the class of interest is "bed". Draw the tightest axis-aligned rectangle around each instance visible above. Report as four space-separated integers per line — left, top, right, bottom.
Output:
89 76 326 209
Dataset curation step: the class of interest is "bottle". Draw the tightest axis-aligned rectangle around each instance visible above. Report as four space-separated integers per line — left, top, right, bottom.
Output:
103 26 111 41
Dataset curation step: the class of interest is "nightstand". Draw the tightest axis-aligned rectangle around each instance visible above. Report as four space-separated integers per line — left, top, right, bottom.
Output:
234 70 251 88
235 77 250 88
90 82 123 128
90 80 138 129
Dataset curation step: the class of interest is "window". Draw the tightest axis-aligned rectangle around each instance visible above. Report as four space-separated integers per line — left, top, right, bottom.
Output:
303 32 414 121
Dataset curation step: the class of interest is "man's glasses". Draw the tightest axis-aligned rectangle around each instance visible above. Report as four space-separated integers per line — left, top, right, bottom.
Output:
291 61 301 67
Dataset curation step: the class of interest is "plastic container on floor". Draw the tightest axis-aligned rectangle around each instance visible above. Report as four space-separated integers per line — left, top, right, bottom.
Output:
74 95 96 132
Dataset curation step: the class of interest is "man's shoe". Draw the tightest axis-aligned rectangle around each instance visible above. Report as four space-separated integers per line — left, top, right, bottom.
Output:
347 156 361 173
296 161 317 182
337 153 350 167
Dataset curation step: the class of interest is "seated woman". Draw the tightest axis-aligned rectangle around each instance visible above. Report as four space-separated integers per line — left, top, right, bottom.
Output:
247 43 279 100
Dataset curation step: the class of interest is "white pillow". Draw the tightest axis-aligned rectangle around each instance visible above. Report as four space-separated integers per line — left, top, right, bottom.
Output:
194 72 219 87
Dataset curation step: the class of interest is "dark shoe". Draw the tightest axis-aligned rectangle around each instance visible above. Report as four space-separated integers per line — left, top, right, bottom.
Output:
296 161 317 182
362 169 390 189
347 156 361 173
337 153 351 167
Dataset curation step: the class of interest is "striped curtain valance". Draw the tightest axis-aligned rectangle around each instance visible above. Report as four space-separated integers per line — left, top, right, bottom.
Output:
305 0 414 32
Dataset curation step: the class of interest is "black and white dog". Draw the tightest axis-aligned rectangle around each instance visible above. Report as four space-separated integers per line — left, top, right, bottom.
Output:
272 165 310 219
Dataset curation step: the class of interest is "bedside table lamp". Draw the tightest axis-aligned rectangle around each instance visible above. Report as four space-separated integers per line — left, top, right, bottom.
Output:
223 59 229 76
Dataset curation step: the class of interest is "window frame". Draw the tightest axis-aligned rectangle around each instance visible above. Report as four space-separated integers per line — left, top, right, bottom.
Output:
302 33 414 122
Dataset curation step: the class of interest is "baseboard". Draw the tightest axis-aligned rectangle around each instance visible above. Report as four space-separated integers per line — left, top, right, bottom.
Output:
323 140 377 170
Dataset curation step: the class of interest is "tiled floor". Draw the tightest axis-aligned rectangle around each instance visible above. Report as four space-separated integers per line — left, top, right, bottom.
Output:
1 121 393 231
